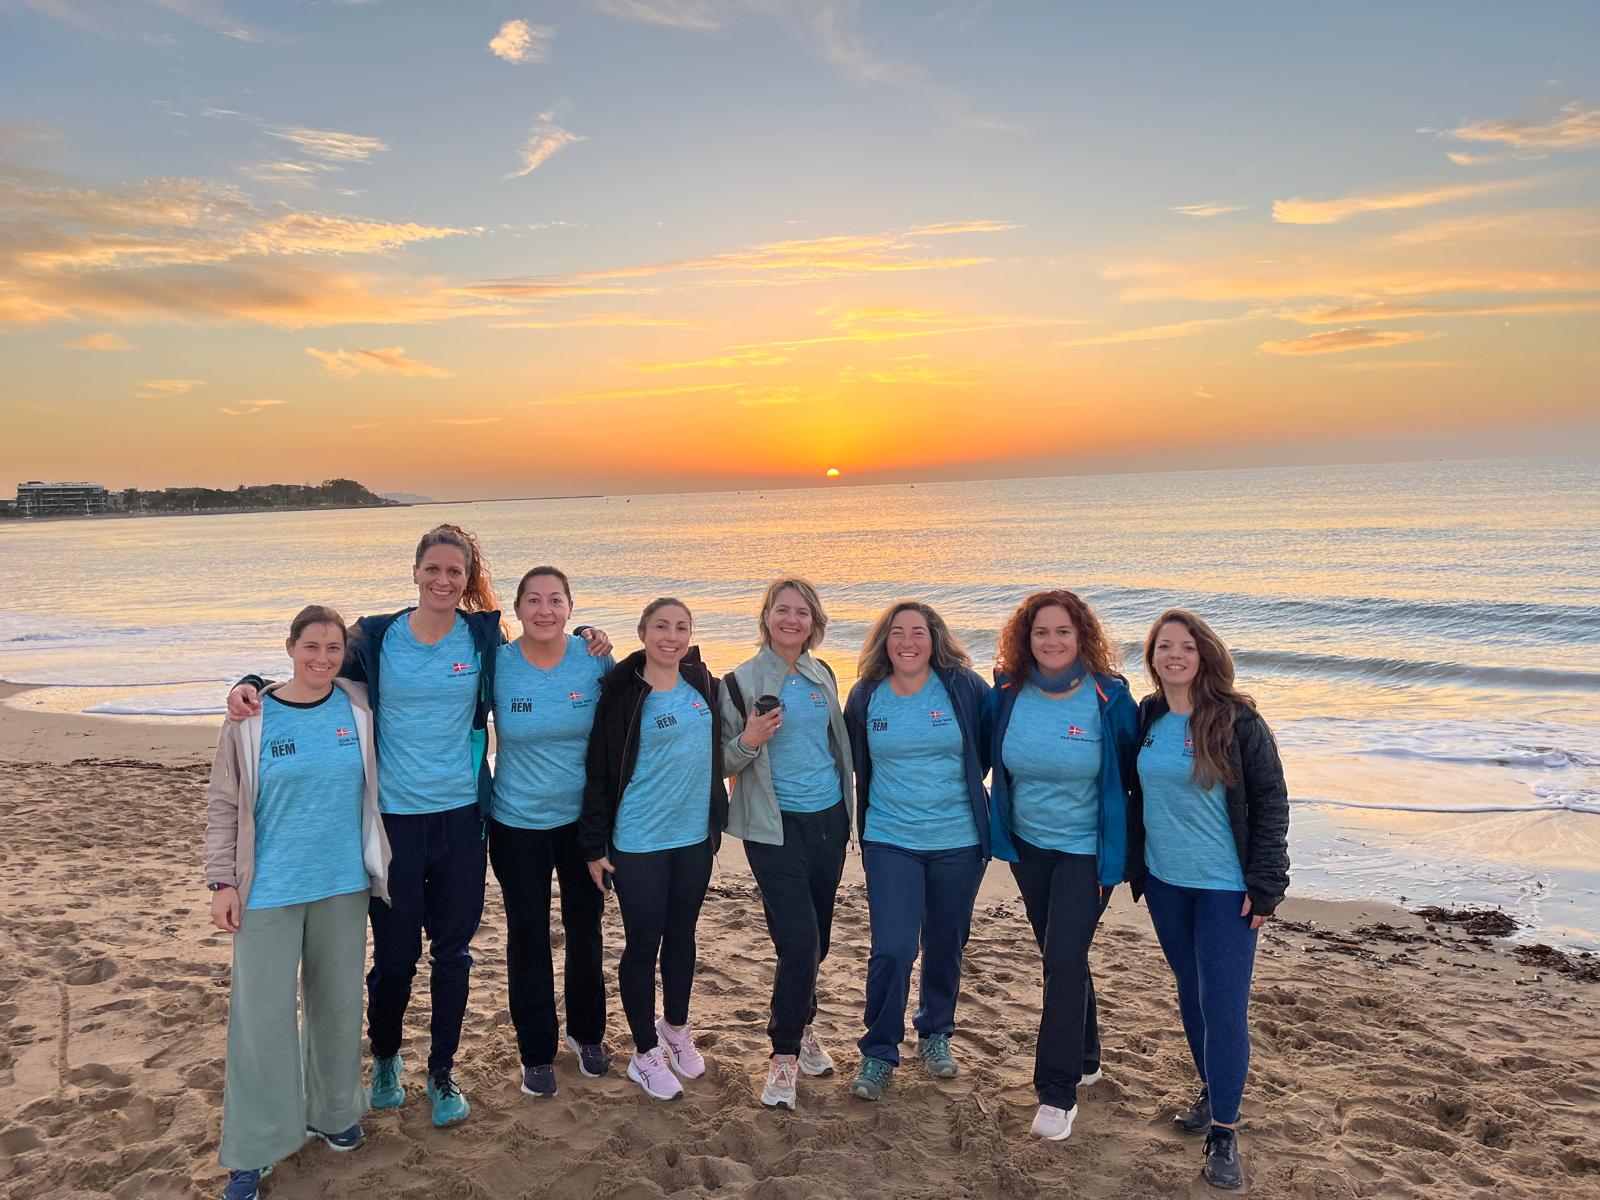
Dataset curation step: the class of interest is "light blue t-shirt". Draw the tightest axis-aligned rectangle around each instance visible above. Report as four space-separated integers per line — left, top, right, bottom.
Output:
864 675 977 851
376 614 479 815
1139 713 1246 891
768 673 841 814
249 690 370 911
1003 683 1104 855
492 636 614 830
613 679 714 854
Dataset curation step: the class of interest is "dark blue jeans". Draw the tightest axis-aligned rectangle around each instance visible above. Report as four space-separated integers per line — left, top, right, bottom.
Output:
858 841 984 1067
1143 874 1259 1124
367 803 487 1075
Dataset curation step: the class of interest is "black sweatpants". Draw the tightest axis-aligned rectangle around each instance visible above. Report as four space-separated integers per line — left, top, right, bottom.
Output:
488 818 607 1067
1009 837 1112 1109
743 801 850 1057
610 839 714 1053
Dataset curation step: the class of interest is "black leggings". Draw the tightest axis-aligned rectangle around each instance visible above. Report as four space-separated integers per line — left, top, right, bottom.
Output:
610 839 714 1052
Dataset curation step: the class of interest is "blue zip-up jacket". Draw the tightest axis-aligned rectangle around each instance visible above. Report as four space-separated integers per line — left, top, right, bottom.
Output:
843 665 993 857
241 607 505 819
983 670 1138 885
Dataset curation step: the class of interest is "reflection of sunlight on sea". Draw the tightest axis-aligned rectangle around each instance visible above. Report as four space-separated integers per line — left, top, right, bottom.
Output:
3 457 1599 942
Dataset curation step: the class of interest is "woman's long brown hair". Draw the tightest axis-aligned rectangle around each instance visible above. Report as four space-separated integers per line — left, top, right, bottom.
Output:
994 589 1117 681
1142 608 1255 789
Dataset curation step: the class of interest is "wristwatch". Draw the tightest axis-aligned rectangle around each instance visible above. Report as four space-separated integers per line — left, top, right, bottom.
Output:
207 882 233 892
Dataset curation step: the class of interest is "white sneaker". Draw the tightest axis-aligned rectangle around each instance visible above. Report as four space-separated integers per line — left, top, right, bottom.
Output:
797 1024 835 1077
656 1017 706 1079
760 1055 798 1110
1081 1067 1103 1086
1031 1103 1078 1141
626 1048 683 1100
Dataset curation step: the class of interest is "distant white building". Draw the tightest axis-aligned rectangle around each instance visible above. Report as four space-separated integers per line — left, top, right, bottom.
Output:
15 481 110 518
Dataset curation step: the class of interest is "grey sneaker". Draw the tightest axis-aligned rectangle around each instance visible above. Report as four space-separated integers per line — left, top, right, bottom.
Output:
849 1056 894 1101
760 1055 798 1110
1175 1086 1212 1134
797 1025 835 1077
1203 1126 1243 1190
917 1033 958 1078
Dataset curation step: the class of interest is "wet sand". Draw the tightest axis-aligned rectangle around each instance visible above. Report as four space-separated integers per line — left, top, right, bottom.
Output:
2 687 1598 1199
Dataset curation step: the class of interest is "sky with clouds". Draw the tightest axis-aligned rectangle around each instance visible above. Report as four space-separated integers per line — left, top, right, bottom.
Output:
2 0 1597 497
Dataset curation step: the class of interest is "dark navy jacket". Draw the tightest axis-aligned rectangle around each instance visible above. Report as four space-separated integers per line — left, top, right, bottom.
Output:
843 665 994 858
982 671 1138 886
243 607 504 819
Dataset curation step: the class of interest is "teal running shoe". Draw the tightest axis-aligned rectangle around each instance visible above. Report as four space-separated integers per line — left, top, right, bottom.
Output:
917 1033 958 1078
849 1056 894 1101
426 1069 471 1127
369 1054 404 1109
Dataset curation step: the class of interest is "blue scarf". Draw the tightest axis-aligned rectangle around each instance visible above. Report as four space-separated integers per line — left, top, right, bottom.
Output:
1031 661 1088 693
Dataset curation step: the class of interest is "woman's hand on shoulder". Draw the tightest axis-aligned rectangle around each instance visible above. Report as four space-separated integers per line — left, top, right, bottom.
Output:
210 886 241 932
580 626 613 657
226 684 260 720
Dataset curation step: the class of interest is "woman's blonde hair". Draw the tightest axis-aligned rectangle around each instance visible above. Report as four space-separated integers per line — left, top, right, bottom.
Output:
856 599 971 681
757 577 828 652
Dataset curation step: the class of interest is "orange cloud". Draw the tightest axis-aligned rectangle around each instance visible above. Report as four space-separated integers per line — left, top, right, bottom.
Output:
1439 102 1600 151
1258 327 1439 356
66 331 133 351
307 346 453 379
1272 178 1537 224
1060 317 1247 347
491 313 702 330
1170 203 1249 218
136 378 205 397
220 398 285 416
532 381 748 406
1279 298 1600 324
629 349 791 372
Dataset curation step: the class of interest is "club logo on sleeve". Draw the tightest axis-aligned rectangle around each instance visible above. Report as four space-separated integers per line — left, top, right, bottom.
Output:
929 708 954 727
1063 721 1098 742
568 689 596 709
451 662 472 674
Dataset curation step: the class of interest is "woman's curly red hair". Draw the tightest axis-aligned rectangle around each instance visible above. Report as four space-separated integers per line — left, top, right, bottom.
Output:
994 589 1118 681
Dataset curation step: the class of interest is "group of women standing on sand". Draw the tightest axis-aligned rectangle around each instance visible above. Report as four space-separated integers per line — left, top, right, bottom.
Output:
203 522 1290 1200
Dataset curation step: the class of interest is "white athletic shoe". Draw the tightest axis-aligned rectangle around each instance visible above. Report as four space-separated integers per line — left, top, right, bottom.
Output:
1031 1103 1078 1141
760 1055 798 1110
797 1025 835 1077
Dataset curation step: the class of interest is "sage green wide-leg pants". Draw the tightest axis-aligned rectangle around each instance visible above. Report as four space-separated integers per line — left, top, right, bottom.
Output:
219 889 369 1170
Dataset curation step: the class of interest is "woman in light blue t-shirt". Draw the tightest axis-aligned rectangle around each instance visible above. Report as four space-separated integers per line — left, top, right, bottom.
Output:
205 606 390 1200
1131 608 1289 1192
841 600 992 1102
488 566 616 1099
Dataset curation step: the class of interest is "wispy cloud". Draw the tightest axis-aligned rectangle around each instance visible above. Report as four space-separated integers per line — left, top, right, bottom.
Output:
491 312 702 330
307 345 453 379
1060 317 1246 347
1273 178 1537 225
1278 298 1600 324
1258 327 1439 356
1433 102 1600 151
905 220 1022 236
1170 203 1248 218
267 126 389 164
506 112 586 179
240 161 328 188
220 397 285 416
1388 206 1600 246
736 385 809 407
593 0 721 30
1102 259 1600 305
1325 359 1460 372
1193 385 1213 399
489 18 553 64
429 416 502 425
136 377 205 394
65 331 134 351
533 380 748 406
152 0 258 41
630 348 792 372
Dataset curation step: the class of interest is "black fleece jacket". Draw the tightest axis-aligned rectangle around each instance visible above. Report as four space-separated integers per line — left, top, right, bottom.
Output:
1128 694 1291 916
577 647 728 861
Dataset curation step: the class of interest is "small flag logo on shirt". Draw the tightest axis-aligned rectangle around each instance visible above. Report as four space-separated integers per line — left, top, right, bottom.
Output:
692 700 705 710
452 662 471 673
569 691 584 702
1185 737 1193 749
1068 724 1086 736
930 709 944 720
809 692 821 702
336 727 352 738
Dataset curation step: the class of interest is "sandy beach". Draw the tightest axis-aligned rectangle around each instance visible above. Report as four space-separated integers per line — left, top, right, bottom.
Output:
3 683 1598 1200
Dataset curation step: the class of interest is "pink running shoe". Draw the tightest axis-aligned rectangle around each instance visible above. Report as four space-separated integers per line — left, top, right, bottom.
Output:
626 1047 682 1100
655 1017 706 1079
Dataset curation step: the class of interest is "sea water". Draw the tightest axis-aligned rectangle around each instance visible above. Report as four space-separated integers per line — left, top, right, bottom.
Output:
4 457 1597 945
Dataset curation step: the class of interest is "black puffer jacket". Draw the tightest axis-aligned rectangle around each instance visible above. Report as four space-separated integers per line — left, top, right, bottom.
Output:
577 647 728 861
1128 694 1290 916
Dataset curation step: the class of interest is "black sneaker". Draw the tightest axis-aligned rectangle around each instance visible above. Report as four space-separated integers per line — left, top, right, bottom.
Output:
1175 1086 1212 1134
1202 1126 1243 1191
564 1033 614 1079
519 1063 556 1098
